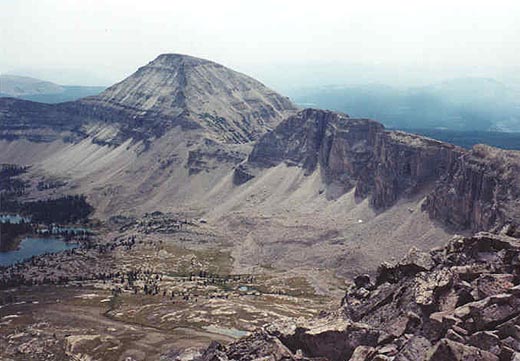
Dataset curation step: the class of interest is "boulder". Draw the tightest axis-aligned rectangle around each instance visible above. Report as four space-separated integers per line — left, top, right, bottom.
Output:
426 339 499 361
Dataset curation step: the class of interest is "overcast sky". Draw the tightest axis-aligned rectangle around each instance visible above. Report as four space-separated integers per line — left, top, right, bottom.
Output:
1 0 519 90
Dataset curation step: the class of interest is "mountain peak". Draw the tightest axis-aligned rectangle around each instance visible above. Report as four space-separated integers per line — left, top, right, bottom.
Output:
148 53 220 68
79 54 298 143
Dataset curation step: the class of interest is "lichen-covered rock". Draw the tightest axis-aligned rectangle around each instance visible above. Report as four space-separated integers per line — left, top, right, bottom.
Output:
196 331 305 361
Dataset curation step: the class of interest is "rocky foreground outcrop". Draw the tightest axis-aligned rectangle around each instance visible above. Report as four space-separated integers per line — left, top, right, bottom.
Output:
234 109 520 232
196 230 520 361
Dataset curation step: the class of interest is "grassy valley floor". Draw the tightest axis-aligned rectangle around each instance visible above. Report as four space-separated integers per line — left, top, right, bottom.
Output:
0 214 345 360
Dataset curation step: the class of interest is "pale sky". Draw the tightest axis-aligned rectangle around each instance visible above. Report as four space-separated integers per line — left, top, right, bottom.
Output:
1 0 519 90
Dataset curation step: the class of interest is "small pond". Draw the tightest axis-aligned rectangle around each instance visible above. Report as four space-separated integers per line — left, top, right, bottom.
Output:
203 325 250 338
0 237 79 267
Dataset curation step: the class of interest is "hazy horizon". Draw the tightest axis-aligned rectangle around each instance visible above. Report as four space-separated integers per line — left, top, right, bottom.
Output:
1 0 520 91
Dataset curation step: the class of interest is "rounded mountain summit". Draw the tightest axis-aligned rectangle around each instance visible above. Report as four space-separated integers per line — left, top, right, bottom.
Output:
78 53 298 143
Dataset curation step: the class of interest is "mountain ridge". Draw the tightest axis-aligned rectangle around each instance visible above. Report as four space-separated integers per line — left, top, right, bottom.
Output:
0 74 64 96
235 108 520 233
1 54 519 277
0 74 105 103
1 56 519 262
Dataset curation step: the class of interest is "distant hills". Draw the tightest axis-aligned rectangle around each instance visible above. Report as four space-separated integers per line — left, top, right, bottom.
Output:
0 74 105 103
290 77 520 133
402 128 520 150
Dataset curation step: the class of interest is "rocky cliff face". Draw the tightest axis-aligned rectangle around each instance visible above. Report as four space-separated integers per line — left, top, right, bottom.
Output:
234 109 520 233
423 145 520 233
236 109 462 203
364 131 461 209
197 231 520 361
